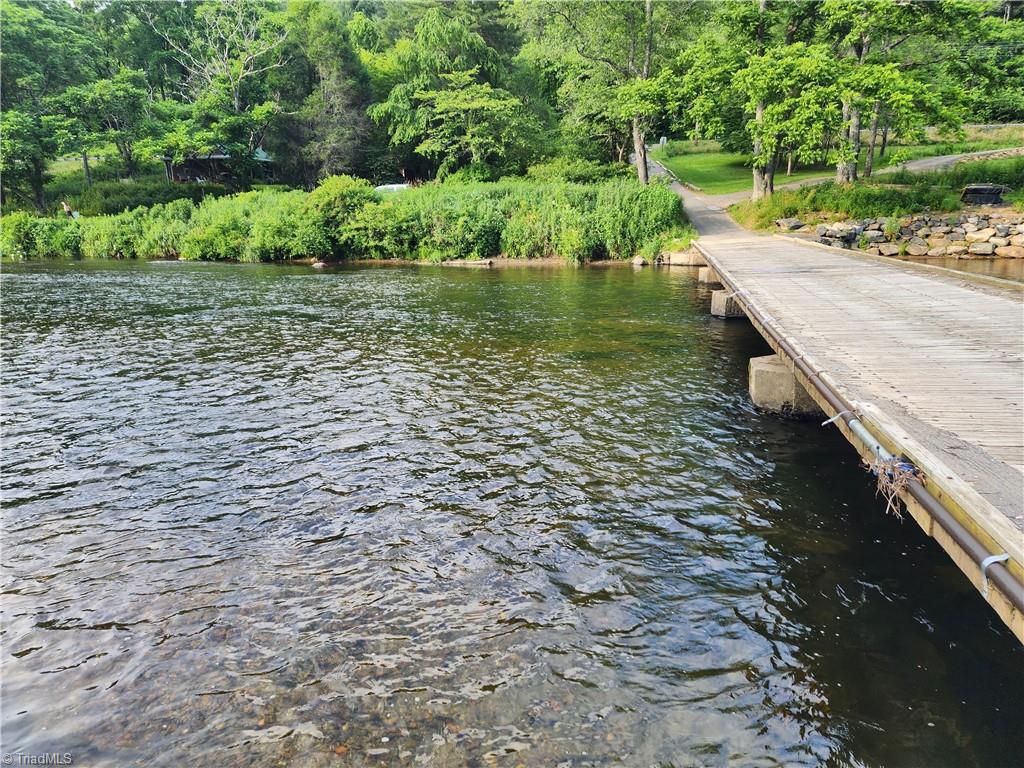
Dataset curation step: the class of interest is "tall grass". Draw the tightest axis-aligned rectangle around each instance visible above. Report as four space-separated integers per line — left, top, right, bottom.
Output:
882 156 1024 188
730 181 959 230
2 176 690 264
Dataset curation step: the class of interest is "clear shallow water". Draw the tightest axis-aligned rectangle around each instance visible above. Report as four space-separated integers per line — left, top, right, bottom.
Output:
893 255 1024 283
2 260 1021 768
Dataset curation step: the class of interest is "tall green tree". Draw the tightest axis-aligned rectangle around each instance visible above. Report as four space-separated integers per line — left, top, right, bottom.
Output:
0 0 98 211
515 0 704 184
56 69 156 177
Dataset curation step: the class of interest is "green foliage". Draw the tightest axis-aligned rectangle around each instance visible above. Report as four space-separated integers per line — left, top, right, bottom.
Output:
59 178 222 217
0 211 38 260
731 182 960 230
137 199 196 259
883 157 1024 190
525 158 631 184
4 173 686 265
594 180 683 259
79 207 147 260
1 211 83 260
180 193 260 262
297 175 380 258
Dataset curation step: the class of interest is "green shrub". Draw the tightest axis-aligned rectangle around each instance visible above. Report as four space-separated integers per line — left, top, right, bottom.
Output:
80 207 147 259
343 199 422 260
1 211 38 260
299 175 379 258
0 215 84 260
731 181 959 229
595 179 683 258
4 175 688 264
137 199 196 259
180 193 255 261
526 158 632 184
245 191 307 262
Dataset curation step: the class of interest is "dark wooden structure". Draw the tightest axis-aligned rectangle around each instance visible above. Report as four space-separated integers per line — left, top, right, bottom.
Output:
163 148 273 184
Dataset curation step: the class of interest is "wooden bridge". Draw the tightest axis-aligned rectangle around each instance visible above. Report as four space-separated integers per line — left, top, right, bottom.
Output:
667 177 1024 642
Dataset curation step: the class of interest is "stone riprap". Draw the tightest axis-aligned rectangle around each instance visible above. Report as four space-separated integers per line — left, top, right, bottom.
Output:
775 212 1024 259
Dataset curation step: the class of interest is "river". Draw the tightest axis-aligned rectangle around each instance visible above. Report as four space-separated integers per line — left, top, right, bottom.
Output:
2 260 1021 767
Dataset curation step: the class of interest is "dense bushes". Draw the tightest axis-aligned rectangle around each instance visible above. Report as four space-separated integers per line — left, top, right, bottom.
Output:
2 175 686 264
731 181 960 230
525 158 632 184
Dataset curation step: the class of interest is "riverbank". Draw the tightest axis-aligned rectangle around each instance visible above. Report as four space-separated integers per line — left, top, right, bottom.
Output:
0 175 695 266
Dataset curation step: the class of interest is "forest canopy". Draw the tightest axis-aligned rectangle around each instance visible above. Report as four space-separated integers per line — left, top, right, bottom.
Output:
2 0 1022 212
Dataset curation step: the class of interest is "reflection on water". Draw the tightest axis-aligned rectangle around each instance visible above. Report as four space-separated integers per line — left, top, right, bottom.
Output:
894 255 1024 282
2 261 1021 767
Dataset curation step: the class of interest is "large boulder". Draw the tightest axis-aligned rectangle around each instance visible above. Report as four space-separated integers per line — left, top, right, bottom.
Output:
990 236 1010 248
947 245 968 256
927 246 947 257
775 217 805 231
1010 233 1024 247
968 242 995 256
905 244 928 256
995 245 1024 258
878 243 900 256
862 230 886 243
965 227 996 243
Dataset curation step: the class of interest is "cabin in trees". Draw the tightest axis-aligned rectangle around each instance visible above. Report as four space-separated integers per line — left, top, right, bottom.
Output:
163 148 273 184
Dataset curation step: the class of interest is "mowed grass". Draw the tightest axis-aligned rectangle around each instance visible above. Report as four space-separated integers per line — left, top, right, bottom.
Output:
652 128 1024 196
651 142 834 195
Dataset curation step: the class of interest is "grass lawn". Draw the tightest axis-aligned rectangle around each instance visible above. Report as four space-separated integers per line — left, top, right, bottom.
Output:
653 128 1024 196
651 142 832 194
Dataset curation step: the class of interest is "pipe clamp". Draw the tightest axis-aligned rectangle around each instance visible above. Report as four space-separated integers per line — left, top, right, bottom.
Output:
980 553 1010 598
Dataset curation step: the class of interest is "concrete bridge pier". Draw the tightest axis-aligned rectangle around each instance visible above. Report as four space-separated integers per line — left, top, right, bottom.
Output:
698 266 721 285
662 250 707 266
710 289 745 318
749 354 822 418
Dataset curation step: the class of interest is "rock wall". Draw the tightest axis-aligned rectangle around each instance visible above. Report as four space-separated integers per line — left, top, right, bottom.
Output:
775 213 1024 258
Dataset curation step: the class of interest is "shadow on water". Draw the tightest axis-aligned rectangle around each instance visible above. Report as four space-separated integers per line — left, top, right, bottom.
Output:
1 260 1021 768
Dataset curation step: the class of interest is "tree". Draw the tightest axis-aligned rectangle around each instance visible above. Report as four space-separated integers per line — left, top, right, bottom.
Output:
368 7 506 179
140 0 287 186
413 69 536 177
271 0 374 186
56 69 156 177
735 43 841 194
515 0 703 184
820 0 983 183
144 0 288 114
0 0 98 211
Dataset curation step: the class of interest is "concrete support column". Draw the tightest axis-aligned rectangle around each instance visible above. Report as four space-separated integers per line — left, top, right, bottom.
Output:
749 354 823 418
711 290 745 318
698 266 721 285
663 251 706 266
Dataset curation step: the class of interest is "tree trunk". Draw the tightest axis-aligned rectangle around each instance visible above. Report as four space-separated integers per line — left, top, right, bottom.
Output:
751 100 768 200
864 101 881 178
786 151 794 176
31 159 47 214
766 150 779 194
632 118 649 185
848 106 861 182
836 100 859 184
82 152 92 187
880 122 890 157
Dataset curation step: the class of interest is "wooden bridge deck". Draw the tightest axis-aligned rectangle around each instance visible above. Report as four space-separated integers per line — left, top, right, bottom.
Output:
669 179 1024 635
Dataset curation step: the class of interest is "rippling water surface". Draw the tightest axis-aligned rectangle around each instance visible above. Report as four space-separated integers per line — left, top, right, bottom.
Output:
2 261 1021 768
